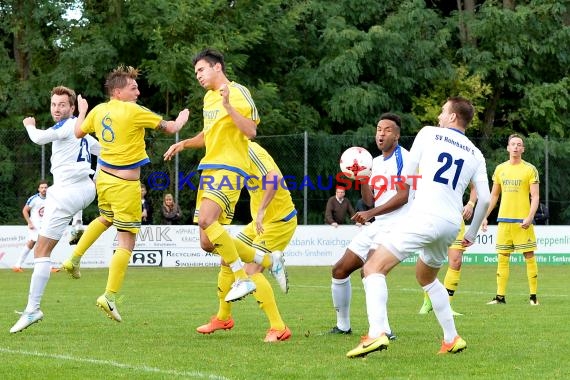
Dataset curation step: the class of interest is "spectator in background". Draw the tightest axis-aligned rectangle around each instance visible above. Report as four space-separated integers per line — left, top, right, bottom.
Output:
161 193 182 225
141 183 153 225
325 187 356 227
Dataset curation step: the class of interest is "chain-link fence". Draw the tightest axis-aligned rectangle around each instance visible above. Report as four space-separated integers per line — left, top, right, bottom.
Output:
2 129 569 225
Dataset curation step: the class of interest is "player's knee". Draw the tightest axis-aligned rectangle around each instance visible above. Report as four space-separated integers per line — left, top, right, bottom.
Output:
200 240 215 252
197 219 211 230
331 265 340 278
415 272 429 286
332 265 349 279
199 233 215 251
98 216 112 227
362 261 382 277
523 251 535 259
448 258 462 270
245 263 263 275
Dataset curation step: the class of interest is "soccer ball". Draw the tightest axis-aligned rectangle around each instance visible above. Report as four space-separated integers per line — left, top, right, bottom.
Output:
339 147 373 179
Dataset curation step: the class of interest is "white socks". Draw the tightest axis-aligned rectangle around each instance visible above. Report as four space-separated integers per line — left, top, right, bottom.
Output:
25 257 51 312
229 258 245 273
363 273 390 339
331 277 351 331
423 279 457 342
253 249 265 265
16 246 32 268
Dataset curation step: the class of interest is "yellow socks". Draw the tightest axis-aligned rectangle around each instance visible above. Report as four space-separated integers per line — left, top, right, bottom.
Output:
204 222 246 280
233 237 272 268
444 268 461 301
497 254 510 296
525 255 538 295
251 273 285 330
71 218 109 265
106 248 132 296
232 237 256 263
216 266 234 321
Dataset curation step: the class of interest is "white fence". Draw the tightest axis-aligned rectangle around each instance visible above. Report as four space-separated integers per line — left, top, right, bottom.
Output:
1 225 569 269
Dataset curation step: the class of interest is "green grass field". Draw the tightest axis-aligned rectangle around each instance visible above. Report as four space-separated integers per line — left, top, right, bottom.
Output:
1 264 568 379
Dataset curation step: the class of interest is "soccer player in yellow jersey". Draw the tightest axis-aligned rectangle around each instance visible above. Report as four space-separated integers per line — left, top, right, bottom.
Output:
483 134 540 305
196 141 296 342
72 65 189 322
164 48 263 302
62 67 149 279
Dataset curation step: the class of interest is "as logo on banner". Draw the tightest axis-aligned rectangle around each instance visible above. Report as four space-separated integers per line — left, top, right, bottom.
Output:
129 250 163 266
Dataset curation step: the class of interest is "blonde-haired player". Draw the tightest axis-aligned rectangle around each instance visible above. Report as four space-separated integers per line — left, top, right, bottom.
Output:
62 66 155 280
483 134 540 305
71 65 189 322
196 141 294 342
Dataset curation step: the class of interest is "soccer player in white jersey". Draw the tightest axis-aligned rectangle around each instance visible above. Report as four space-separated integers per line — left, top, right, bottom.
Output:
329 113 413 338
346 96 490 358
12 181 48 272
10 86 101 333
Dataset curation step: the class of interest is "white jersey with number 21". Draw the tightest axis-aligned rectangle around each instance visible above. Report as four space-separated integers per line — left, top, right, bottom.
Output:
403 126 488 226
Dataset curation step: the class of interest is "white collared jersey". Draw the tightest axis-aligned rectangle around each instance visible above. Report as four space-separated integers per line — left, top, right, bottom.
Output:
26 117 101 186
403 126 488 224
369 145 414 226
25 193 46 227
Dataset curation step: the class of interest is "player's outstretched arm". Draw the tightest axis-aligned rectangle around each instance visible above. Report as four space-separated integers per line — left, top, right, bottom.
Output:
159 109 190 134
74 95 89 138
163 131 205 161
23 117 59 145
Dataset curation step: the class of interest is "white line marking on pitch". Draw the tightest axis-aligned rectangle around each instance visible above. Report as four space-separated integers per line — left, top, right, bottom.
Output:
0 348 230 380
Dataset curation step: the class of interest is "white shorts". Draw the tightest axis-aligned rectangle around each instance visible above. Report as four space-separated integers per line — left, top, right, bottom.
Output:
348 222 393 262
40 179 96 240
375 213 460 268
27 228 39 242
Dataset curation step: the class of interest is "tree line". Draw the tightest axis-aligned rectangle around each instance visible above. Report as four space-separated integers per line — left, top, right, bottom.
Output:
0 0 568 223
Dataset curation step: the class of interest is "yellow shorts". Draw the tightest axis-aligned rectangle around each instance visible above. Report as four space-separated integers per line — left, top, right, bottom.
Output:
449 220 466 251
193 169 243 225
236 216 297 253
496 222 537 254
97 170 141 233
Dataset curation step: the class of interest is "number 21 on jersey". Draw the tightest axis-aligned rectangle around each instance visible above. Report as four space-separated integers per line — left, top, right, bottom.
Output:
433 152 463 189
77 138 91 163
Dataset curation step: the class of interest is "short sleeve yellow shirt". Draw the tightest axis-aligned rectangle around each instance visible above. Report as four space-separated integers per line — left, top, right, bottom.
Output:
247 142 295 222
492 160 539 222
198 82 260 177
82 99 162 169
